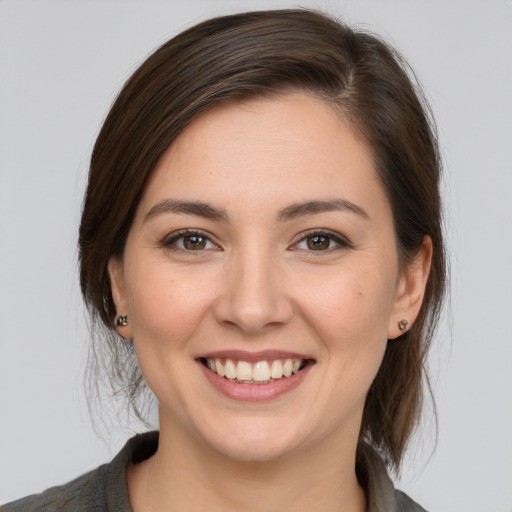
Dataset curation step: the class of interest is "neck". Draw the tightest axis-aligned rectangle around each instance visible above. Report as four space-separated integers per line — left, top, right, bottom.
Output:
127 417 366 512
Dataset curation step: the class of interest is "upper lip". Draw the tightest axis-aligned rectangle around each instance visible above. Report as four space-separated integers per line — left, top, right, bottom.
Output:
198 349 314 362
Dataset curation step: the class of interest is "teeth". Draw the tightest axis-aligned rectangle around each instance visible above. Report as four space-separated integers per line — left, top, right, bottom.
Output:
236 360 252 381
270 360 283 378
205 357 306 383
225 359 237 379
253 361 270 382
282 359 293 377
215 359 226 378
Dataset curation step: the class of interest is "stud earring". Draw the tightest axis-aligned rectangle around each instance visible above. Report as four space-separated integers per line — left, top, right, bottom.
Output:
116 315 128 327
398 319 408 333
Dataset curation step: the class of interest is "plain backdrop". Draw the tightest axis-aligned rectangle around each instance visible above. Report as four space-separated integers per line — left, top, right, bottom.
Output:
1 1 511 511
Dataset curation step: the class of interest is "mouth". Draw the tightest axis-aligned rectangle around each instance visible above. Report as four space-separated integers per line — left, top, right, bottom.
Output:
196 350 316 401
199 357 312 385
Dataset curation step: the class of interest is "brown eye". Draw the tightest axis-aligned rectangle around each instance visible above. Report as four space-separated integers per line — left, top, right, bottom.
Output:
292 230 350 253
164 230 218 252
306 235 331 250
183 235 207 250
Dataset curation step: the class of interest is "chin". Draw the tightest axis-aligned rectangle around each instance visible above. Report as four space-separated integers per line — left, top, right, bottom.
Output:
210 438 299 463
199 417 306 463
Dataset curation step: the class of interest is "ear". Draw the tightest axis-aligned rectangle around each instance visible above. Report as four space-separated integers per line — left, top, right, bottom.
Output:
108 256 133 338
388 236 432 339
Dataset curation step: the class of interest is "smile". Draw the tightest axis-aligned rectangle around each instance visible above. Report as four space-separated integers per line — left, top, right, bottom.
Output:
197 350 315 401
201 357 307 384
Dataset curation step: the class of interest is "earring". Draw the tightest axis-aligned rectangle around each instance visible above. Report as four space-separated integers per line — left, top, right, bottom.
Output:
398 319 408 333
116 315 128 327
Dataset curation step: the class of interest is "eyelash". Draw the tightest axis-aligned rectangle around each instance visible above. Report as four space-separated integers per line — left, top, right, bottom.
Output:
291 229 352 253
162 229 220 252
161 228 351 254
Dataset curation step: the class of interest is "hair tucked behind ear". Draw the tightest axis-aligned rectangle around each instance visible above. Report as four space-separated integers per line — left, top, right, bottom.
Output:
79 8 446 471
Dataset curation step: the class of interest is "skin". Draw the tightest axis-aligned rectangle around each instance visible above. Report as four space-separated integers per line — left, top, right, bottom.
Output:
109 92 431 512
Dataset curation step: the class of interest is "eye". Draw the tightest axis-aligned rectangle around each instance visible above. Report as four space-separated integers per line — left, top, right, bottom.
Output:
163 230 219 252
292 230 350 252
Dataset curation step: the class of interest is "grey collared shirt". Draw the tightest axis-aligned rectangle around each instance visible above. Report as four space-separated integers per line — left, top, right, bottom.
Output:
1 432 427 512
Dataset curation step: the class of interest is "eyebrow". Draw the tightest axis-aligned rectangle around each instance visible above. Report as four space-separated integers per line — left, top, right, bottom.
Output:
278 199 369 221
144 199 228 223
143 197 369 224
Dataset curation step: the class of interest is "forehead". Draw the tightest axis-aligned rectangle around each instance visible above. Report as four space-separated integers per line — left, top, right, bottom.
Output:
137 92 389 221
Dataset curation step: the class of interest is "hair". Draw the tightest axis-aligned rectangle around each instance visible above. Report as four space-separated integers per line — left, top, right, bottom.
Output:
79 9 446 472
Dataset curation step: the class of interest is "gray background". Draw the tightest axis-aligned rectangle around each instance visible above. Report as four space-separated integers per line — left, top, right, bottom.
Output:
1 1 511 510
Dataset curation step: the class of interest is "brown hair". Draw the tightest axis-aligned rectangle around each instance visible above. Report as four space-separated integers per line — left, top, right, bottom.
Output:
79 9 446 471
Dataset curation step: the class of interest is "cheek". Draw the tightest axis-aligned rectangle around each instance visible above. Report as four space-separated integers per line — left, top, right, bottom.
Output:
124 263 215 350
302 267 395 340
122 264 219 417
297 264 396 390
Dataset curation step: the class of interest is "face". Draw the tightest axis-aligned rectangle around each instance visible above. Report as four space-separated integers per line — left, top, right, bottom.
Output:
110 93 428 462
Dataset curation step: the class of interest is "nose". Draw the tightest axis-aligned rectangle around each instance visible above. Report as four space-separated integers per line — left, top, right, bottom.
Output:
213 250 294 335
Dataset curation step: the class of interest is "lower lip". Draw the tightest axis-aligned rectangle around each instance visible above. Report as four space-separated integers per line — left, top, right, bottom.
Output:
197 360 312 402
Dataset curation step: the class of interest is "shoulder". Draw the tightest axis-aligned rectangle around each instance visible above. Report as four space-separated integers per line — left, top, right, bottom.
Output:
0 468 98 512
1 432 158 512
356 442 429 512
395 489 429 512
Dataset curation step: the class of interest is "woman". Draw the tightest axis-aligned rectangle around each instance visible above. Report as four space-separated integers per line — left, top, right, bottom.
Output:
2 9 445 512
